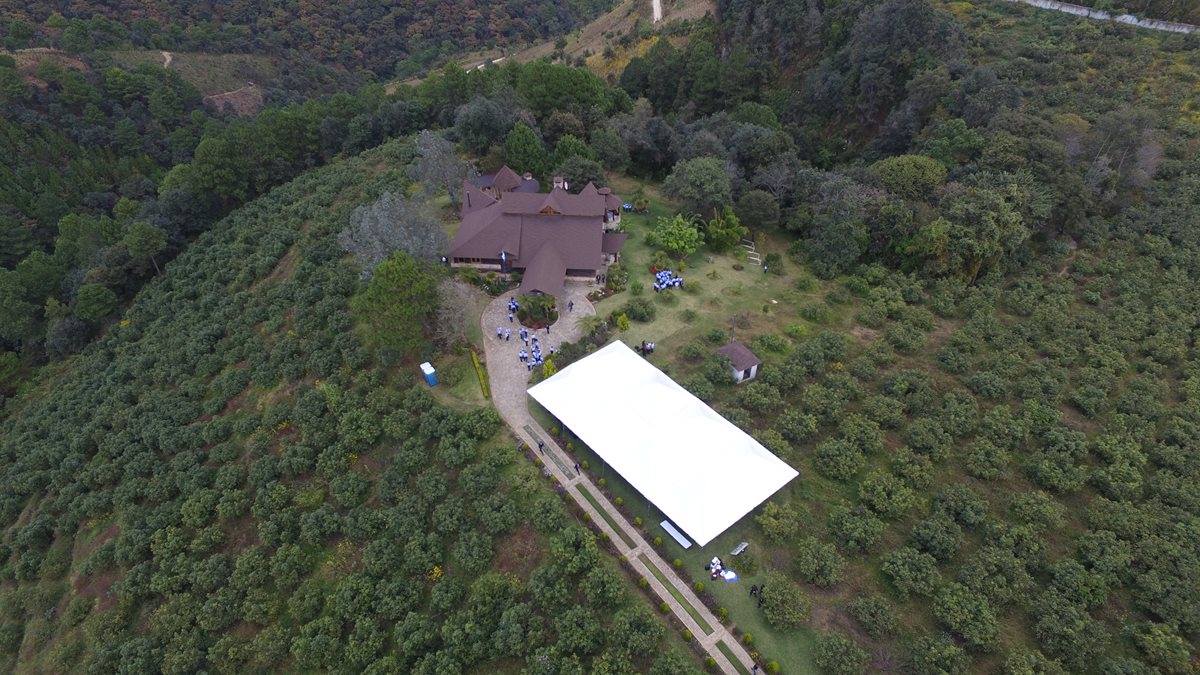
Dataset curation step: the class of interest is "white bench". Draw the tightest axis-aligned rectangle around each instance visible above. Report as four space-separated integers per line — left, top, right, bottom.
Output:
731 542 748 556
660 521 692 549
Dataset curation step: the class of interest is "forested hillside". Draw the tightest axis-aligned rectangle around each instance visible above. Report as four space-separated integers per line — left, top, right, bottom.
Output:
0 139 701 673
0 49 427 387
1 0 1199 671
0 0 616 78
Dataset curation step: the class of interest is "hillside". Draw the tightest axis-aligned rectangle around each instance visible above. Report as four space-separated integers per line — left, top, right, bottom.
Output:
1 0 1199 672
0 139 704 673
0 0 619 78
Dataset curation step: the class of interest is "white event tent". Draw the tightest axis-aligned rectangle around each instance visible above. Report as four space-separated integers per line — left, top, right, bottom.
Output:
528 341 798 547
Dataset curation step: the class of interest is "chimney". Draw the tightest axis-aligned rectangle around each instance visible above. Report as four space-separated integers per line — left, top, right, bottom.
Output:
552 176 566 191
522 172 533 181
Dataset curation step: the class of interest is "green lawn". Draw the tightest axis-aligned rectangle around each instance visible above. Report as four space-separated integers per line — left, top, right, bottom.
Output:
109 50 278 95
576 484 638 548
639 554 714 635
717 640 752 675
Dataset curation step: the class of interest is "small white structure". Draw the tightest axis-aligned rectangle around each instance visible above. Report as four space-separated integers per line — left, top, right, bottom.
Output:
716 341 762 384
528 341 797 546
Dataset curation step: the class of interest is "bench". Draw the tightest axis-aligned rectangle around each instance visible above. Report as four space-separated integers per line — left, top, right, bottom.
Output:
660 521 692 549
731 541 749 556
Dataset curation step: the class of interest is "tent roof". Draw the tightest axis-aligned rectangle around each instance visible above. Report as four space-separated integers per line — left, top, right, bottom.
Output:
529 341 798 546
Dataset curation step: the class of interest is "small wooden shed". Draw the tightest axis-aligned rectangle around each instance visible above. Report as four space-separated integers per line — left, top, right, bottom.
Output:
716 341 762 384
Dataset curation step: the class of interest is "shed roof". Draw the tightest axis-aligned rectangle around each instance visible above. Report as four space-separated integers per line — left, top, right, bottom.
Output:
716 341 762 371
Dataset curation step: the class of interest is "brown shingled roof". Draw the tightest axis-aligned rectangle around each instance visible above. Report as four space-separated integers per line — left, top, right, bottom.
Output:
492 165 522 192
462 181 497 214
519 244 567 297
601 232 628 254
716 341 762 371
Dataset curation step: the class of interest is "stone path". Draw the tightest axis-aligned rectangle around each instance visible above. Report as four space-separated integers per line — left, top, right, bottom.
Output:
480 285 757 675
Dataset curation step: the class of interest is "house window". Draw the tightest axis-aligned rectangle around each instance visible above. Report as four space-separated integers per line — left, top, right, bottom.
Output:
743 368 753 379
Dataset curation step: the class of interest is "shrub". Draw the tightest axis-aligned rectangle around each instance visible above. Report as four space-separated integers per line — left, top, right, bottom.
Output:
673 558 683 568
815 631 868 675
793 536 846 587
849 595 897 639
882 547 942 600
934 582 999 649
910 513 964 562
761 572 811 630
705 328 727 344
828 505 886 553
814 439 865 482
622 296 657 322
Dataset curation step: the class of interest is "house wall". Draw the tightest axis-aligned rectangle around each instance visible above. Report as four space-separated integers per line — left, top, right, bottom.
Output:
730 364 759 383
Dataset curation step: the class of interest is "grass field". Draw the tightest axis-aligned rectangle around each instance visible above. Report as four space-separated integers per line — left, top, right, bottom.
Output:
525 173 846 671
109 50 278 95
639 554 714 634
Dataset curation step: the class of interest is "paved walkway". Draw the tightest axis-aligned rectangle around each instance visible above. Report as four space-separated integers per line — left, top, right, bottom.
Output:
480 285 757 675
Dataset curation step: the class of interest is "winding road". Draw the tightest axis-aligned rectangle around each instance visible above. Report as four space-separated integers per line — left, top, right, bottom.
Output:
1002 0 1198 34
480 285 757 675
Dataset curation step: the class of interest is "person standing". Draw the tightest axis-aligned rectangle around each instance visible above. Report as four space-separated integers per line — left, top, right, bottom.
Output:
496 327 502 339
568 300 574 312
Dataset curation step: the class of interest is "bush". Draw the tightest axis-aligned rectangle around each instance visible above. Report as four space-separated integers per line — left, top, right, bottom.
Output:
815 631 868 675
882 547 942 600
828 505 886 553
622 296 657 322
934 582 999 649
849 595 897 639
793 536 846 587
761 572 811 630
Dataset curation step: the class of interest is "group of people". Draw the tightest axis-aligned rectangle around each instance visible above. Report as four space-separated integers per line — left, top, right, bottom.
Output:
750 583 766 608
497 298 560 373
517 329 554 371
706 556 733 581
652 269 683 292
639 340 656 355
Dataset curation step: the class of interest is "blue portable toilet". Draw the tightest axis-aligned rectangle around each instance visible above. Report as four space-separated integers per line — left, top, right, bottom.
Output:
420 362 437 387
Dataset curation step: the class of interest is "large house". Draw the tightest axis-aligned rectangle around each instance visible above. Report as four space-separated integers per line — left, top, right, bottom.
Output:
448 166 626 297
